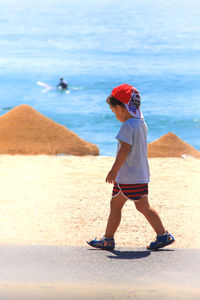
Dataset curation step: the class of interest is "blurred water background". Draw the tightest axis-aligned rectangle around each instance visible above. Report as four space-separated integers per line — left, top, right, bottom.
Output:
0 0 199 155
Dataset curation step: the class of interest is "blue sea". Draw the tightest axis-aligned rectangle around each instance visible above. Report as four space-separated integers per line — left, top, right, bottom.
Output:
0 0 200 156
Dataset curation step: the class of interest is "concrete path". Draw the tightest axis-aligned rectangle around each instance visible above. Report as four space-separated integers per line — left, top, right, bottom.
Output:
0 245 200 299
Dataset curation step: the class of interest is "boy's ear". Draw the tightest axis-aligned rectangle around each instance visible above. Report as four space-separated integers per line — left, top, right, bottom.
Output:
115 104 123 112
118 105 127 114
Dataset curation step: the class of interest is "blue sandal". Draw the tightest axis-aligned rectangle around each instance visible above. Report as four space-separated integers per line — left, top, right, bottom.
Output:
147 232 175 250
87 236 115 250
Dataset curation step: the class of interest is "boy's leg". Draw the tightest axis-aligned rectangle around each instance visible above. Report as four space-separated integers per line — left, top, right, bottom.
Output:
87 192 127 250
134 196 166 236
104 192 127 239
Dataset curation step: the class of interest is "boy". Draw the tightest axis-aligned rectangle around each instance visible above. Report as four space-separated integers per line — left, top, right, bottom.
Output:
87 84 175 251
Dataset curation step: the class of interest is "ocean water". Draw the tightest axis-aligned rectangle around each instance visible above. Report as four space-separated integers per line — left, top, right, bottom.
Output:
0 0 200 156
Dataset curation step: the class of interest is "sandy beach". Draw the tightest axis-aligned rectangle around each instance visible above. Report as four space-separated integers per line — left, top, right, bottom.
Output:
0 155 199 249
1 283 200 300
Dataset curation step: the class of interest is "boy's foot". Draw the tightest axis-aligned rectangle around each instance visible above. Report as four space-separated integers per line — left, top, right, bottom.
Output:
87 236 115 250
147 232 175 251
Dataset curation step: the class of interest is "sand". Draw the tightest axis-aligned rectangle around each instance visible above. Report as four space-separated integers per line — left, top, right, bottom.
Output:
148 132 200 158
0 105 99 156
0 155 199 249
1 283 200 300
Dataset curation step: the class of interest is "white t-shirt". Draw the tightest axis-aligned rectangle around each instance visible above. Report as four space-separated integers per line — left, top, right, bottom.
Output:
115 118 150 184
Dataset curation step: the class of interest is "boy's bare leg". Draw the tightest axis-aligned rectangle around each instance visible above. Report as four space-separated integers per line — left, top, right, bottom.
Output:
104 192 127 239
134 196 166 236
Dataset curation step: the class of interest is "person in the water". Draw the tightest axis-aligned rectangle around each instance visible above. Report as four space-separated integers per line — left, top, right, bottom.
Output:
57 78 68 90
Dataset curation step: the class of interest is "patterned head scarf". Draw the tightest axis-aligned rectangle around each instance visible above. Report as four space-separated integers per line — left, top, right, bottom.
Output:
111 84 143 119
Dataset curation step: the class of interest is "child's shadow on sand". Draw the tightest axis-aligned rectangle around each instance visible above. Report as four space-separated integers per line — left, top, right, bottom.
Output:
107 248 174 260
107 250 151 260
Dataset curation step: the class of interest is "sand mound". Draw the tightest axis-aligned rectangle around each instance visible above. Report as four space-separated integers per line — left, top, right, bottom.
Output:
148 132 200 158
0 105 99 156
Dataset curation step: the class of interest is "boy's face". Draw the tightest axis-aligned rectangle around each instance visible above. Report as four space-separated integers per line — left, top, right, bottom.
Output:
110 105 130 123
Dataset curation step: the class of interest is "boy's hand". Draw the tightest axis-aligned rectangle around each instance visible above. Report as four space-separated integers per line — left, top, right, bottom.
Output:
105 141 130 184
106 168 118 184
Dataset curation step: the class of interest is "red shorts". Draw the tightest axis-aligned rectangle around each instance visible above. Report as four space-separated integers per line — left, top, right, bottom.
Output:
112 182 148 201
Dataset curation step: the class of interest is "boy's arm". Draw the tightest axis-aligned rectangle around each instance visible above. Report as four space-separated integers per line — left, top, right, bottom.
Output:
106 141 131 184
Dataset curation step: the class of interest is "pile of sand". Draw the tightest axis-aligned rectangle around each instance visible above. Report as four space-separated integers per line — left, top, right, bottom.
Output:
0 105 99 156
148 132 200 158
